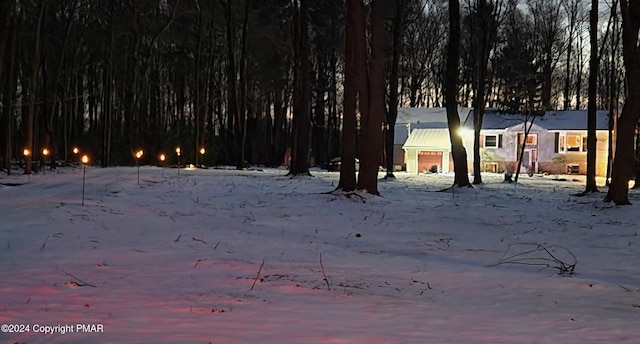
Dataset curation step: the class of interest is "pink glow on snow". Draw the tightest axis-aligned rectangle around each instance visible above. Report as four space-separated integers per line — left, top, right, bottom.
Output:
1 166 639 343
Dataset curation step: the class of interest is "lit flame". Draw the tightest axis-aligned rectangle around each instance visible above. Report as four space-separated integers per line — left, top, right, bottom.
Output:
175 147 181 156
135 150 144 159
160 154 166 162
81 155 89 164
73 147 79 154
23 149 30 156
42 148 49 156
199 147 205 155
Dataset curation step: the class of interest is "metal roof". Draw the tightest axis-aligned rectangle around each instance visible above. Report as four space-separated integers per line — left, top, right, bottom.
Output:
402 128 452 150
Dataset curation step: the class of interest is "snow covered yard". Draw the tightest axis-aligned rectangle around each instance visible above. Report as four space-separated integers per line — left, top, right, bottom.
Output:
1 166 639 343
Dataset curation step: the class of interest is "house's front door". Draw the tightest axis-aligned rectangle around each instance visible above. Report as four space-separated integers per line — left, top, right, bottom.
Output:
521 149 538 173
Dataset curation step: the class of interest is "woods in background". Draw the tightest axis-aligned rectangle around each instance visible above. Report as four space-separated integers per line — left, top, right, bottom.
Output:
0 0 636 202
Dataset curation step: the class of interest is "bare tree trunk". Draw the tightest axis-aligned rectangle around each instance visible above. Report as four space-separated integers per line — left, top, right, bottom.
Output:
604 0 640 205
195 1 207 164
445 0 471 188
575 33 584 108
562 0 579 110
385 0 404 179
0 0 14 82
238 0 250 168
470 0 501 185
225 0 243 169
583 0 599 193
1 4 16 174
289 0 312 176
514 114 536 183
24 2 47 174
357 0 385 195
606 0 620 186
338 0 359 192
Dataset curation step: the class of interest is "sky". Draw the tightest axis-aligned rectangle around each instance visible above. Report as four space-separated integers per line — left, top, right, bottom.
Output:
1 166 639 343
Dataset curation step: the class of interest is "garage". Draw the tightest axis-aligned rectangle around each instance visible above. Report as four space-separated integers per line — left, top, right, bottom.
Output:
418 151 442 173
403 128 463 174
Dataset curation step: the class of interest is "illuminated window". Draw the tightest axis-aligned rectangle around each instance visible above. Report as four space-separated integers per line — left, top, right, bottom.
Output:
566 134 582 152
525 134 537 145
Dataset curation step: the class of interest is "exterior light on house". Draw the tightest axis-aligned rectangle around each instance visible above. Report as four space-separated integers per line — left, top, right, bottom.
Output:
458 128 474 137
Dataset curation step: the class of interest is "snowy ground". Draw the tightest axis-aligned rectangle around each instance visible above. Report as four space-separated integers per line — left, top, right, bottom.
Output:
0 166 639 343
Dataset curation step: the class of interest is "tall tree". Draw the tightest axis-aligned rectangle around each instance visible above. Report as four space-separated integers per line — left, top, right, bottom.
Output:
338 0 359 191
445 0 472 187
384 0 405 179
0 0 16 174
605 0 621 185
582 0 599 193
561 0 582 110
463 0 503 184
289 0 312 176
24 2 47 175
225 0 246 169
356 0 386 195
604 0 640 205
527 0 564 110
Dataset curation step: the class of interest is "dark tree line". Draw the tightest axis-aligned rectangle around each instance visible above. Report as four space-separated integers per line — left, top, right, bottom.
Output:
1 0 638 202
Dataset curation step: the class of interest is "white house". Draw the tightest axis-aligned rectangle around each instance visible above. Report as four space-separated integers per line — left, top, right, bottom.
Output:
461 110 611 176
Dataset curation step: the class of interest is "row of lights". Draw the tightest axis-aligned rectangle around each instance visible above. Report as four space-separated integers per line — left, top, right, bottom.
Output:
74 146 202 205
23 146 205 165
134 147 207 162
23 147 90 169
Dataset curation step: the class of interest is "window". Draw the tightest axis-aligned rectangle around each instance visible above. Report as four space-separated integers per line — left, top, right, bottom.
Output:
566 134 582 152
558 133 586 153
525 134 537 145
484 135 498 148
484 163 498 173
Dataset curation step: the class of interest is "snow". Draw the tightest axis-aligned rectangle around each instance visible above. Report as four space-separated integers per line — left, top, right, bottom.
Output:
1 166 639 343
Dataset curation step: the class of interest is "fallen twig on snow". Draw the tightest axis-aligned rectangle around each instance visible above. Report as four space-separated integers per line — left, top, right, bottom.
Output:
193 259 206 268
62 269 97 287
40 235 49 251
490 243 576 275
320 253 331 291
192 237 207 244
250 260 265 291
